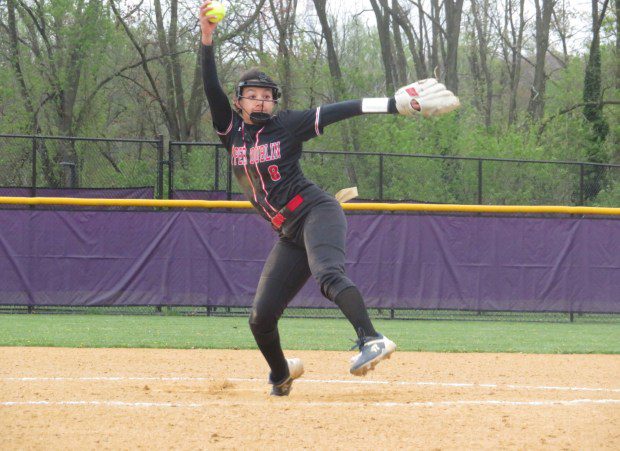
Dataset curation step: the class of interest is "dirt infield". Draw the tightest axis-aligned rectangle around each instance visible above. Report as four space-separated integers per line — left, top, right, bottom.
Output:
1 347 618 450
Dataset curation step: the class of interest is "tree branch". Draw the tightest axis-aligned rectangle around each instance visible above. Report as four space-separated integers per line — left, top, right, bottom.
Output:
537 100 620 139
75 50 192 130
109 0 174 129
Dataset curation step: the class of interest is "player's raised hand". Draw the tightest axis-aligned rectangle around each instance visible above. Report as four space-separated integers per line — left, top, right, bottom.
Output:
199 1 219 45
395 79 460 118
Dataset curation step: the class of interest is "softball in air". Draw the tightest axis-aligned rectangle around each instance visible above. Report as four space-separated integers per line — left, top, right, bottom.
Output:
205 1 226 23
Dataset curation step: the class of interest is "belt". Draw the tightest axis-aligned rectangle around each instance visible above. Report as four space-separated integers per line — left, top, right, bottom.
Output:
271 194 304 230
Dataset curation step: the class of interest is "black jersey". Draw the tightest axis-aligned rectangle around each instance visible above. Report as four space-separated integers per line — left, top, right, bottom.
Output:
201 44 368 228
216 108 330 223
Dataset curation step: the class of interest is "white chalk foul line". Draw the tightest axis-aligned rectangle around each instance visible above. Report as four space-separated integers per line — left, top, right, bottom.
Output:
1 399 619 409
2 376 619 393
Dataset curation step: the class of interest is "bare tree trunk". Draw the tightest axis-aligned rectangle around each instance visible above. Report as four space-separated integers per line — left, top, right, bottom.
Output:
615 0 620 162
615 0 620 91
467 23 484 115
168 0 189 140
504 0 526 126
527 0 556 121
551 0 570 65
429 0 441 72
470 0 493 128
384 0 428 79
312 0 358 185
187 48 207 140
154 0 181 139
391 0 408 86
582 0 610 199
583 0 610 140
269 0 298 110
444 0 464 94
370 0 396 95
7 0 38 132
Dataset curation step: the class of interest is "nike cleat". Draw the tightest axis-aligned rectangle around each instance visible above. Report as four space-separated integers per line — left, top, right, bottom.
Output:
349 334 396 376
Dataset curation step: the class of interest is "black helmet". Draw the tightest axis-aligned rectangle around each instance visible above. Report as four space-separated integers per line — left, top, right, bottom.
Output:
235 69 281 101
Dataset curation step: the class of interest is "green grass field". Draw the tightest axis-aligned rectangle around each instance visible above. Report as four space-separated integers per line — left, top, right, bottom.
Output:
1 314 619 354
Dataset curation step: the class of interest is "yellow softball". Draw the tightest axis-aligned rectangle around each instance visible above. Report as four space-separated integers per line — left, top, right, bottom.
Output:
205 1 226 24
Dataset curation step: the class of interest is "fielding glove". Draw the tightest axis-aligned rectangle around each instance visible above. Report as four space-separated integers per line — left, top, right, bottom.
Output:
394 78 460 117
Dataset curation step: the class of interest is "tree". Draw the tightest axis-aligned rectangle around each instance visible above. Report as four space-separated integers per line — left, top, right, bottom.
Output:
5 0 118 186
443 0 464 94
382 0 429 79
582 0 611 200
527 0 556 121
468 0 494 128
110 0 266 141
500 0 526 126
583 0 610 143
312 0 360 185
369 0 397 95
267 0 298 110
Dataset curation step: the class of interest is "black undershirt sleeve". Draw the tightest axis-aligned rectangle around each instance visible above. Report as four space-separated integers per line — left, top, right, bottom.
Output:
201 44 233 132
319 98 398 128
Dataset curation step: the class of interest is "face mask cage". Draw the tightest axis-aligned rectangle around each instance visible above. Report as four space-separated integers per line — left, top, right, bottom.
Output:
235 72 281 101
235 73 281 125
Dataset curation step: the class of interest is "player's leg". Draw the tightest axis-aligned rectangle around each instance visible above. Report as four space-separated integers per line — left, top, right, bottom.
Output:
302 200 396 375
302 200 375 336
249 237 310 395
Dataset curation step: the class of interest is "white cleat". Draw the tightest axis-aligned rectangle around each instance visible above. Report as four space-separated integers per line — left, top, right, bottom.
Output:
270 358 304 396
349 334 396 376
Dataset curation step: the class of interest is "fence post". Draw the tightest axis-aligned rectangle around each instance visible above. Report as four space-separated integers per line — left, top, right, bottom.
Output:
379 155 384 200
156 134 164 199
31 135 37 197
168 141 174 200
214 145 220 191
579 163 585 206
477 159 483 204
226 147 232 200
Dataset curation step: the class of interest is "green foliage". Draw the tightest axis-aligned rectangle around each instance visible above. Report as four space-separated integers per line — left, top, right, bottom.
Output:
1 2 617 204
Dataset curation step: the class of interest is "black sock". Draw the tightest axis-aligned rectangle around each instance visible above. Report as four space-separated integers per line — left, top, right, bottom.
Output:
250 326 289 383
334 286 378 339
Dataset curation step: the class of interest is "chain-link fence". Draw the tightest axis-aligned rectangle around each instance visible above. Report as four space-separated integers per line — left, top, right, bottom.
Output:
1 304 617 323
168 143 620 206
0 134 164 198
2 134 619 206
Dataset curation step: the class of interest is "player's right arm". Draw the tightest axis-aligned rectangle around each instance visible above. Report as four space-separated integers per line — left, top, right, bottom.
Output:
199 1 233 135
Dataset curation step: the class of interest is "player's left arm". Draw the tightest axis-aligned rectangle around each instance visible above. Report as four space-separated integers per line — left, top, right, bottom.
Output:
319 78 460 128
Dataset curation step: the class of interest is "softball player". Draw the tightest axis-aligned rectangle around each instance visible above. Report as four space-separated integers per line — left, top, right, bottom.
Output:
199 1 459 396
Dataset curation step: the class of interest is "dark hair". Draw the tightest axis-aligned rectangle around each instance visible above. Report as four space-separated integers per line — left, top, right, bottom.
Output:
238 68 276 84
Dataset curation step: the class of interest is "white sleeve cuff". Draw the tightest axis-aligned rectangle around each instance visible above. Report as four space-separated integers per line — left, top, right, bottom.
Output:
361 98 390 113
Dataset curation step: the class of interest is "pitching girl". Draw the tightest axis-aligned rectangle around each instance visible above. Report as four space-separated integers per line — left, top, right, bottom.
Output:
199 0 459 396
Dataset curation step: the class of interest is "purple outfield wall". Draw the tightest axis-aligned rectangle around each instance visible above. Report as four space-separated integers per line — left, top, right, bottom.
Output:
0 209 618 312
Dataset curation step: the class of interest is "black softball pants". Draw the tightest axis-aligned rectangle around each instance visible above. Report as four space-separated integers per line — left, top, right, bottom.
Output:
249 200 373 382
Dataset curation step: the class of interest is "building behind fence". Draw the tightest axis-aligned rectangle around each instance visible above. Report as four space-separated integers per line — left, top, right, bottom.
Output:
1 134 619 206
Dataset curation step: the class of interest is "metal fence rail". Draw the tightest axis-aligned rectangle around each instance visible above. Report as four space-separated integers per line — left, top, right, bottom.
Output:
2 134 618 206
0 134 164 198
169 142 620 206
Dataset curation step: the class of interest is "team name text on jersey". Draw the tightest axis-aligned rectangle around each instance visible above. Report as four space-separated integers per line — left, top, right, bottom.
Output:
231 141 281 166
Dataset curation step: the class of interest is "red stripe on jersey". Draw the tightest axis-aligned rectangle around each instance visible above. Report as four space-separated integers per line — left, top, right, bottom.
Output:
315 107 321 136
217 111 234 136
241 123 274 219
